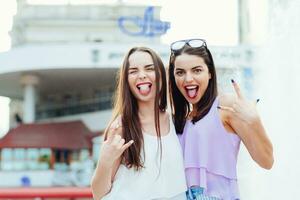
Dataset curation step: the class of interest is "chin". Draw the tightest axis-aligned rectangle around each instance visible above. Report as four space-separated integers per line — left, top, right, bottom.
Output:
187 99 198 105
185 95 202 105
137 94 155 102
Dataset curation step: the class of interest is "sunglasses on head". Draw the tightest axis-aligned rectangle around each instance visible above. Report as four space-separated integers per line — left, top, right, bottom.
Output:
170 39 207 52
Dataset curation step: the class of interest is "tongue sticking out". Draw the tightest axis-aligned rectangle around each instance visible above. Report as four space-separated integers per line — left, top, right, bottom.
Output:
187 88 197 98
139 84 151 95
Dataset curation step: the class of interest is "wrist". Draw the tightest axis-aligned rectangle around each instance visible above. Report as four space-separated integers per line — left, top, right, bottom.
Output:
248 114 261 125
98 156 115 168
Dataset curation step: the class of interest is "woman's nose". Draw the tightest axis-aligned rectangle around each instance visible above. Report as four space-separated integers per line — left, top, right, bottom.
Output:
184 72 193 82
138 71 146 79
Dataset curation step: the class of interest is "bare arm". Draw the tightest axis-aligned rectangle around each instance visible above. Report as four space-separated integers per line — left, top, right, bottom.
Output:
91 158 121 200
90 123 134 200
229 113 273 169
219 81 274 169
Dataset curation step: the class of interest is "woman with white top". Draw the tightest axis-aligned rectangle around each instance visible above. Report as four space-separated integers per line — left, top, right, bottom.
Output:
91 47 187 200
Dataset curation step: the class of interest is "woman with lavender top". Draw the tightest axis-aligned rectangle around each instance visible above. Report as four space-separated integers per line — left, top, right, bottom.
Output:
168 39 274 200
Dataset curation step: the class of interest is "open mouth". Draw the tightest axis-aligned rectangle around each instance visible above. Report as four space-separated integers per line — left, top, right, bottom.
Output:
136 82 152 95
184 85 199 99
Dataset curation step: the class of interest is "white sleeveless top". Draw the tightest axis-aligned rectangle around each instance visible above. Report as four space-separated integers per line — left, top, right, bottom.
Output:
102 115 187 200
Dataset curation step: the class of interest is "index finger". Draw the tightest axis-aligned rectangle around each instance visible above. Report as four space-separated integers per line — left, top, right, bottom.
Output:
111 120 122 129
231 79 243 99
106 128 118 143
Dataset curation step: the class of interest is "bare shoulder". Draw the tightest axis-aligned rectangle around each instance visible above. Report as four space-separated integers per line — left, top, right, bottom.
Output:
163 111 171 122
218 93 237 107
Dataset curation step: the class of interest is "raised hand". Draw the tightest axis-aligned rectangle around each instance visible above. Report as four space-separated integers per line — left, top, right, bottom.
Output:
218 79 260 124
99 123 134 166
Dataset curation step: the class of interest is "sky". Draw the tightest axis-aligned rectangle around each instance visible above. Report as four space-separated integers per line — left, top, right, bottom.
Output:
0 0 239 137
0 0 16 137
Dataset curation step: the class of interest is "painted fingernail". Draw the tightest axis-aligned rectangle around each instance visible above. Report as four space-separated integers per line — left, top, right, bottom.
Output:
231 79 235 83
217 106 221 109
256 99 260 103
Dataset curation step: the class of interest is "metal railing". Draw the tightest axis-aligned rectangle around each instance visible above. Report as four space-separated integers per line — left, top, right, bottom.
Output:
36 96 112 120
0 187 93 199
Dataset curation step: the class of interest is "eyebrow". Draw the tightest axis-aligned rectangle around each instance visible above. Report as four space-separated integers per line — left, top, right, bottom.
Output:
192 66 204 69
129 64 154 69
175 65 203 70
144 64 154 68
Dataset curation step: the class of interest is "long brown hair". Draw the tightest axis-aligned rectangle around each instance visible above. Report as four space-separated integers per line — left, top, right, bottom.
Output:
105 47 167 170
169 44 218 134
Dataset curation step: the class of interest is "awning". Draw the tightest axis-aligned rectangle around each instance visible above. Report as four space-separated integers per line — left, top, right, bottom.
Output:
0 121 98 149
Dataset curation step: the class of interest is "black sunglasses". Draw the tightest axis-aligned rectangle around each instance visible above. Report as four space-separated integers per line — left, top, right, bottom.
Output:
170 39 207 52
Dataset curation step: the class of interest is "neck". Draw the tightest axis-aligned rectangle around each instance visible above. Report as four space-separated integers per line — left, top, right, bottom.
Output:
138 99 156 120
190 103 198 118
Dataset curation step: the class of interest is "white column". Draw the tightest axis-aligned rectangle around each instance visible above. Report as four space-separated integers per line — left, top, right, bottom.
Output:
20 75 39 123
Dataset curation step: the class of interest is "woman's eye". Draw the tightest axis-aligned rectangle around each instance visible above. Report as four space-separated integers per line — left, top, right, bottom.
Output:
175 71 184 76
146 67 154 71
129 70 137 74
194 69 202 73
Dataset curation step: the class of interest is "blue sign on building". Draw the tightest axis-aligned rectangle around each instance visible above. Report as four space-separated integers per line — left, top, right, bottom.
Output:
118 6 170 37
21 176 31 187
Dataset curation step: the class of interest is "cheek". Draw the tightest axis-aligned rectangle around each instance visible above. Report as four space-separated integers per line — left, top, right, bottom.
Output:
174 76 183 89
127 77 136 91
150 71 156 80
198 72 210 82
198 75 210 89
150 72 158 87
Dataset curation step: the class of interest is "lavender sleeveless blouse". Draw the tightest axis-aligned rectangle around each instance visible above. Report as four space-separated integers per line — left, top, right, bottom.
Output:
178 97 241 200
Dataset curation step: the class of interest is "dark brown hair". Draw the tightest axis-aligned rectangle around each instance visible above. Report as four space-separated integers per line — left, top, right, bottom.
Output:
169 44 218 134
105 47 167 170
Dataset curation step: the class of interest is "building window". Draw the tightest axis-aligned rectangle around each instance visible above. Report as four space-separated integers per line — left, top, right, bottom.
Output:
0 148 51 171
54 149 71 165
91 49 100 63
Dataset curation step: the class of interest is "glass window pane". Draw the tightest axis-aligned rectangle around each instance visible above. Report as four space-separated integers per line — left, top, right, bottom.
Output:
27 148 39 160
40 148 51 156
1 161 13 170
13 160 26 170
38 148 51 170
14 148 25 160
1 148 13 160
80 149 89 161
